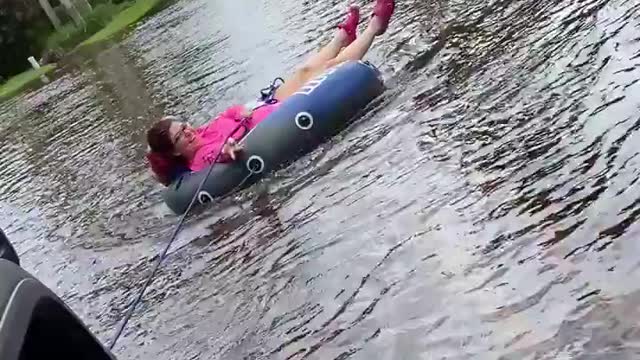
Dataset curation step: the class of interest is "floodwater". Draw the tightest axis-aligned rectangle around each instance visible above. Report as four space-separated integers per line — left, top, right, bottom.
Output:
2 0 640 358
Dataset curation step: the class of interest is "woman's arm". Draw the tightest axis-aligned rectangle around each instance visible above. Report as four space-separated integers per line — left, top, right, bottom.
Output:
220 138 243 161
220 104 253 120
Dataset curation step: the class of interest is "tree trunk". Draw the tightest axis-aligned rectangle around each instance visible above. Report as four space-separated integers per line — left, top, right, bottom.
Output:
38 0 62 31
75 0 93 15
59 0 85 28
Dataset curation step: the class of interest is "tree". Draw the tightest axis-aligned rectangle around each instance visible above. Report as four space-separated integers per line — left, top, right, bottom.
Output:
0 0 53 78
0 7 32 78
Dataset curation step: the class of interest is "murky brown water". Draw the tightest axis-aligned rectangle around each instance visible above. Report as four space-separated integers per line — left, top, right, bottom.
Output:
2 0 640 358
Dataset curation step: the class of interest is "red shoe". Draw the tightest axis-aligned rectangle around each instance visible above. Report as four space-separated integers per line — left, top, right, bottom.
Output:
337 5 360 45
372 0 395 35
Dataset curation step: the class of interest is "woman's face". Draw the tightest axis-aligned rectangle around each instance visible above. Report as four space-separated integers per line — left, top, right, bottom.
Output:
168 121 200 158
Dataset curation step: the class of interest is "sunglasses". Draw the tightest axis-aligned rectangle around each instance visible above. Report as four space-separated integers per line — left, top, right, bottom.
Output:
172 122 189 145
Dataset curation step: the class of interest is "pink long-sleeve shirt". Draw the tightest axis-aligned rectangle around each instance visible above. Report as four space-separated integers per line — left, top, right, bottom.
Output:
188 102 279 172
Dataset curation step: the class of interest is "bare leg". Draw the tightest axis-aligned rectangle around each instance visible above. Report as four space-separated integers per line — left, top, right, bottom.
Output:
303 32 349 69
324 19 381 68
275 21 380 100
304 5 360 68
274 32 349 100
275 6 360 100
274 0 394 100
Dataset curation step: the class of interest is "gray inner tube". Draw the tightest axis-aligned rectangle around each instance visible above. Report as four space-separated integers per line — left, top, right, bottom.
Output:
163 60 384 214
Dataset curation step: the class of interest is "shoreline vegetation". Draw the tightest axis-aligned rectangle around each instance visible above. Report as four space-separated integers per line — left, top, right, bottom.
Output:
0 64 57 100
80 0 164 47
0 0 166 101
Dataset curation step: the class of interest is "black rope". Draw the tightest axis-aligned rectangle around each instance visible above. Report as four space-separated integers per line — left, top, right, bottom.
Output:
108 77 285 350
108 118 250 350
260 77 284 103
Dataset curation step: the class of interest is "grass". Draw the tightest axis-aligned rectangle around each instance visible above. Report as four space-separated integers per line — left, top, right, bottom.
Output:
45 0 166 52
79 0 165 47
0 64 57 100
0 0 165 100
45 2 132 51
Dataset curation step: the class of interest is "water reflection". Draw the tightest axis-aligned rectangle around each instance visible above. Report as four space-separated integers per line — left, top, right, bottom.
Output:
2 0 640 358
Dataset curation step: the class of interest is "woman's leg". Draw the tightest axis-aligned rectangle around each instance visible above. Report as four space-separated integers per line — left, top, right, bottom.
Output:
326 0 395 66
324 18 380 68
305 5 360 69
274 6 360 100
275 0 395 100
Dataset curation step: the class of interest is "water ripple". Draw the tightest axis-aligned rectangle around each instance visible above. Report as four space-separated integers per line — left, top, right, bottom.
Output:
3 0 640 358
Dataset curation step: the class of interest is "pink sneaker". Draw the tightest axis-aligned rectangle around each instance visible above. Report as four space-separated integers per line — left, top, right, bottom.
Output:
337 5 360 45
371 0 395 35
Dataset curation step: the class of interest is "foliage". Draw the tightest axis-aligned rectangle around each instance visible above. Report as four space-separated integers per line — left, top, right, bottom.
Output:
0 64 57 100
79 0 164 47
0 5 44 78
1 0 169 99
45 2 132 51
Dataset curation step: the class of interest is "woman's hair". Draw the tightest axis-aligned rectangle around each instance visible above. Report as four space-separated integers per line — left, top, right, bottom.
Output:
146 117 187 186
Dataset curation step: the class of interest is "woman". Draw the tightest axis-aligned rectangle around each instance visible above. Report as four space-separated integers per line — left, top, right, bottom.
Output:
147 0 395 185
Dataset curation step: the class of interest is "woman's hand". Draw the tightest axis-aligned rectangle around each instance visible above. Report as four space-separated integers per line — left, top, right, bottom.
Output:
240 105 253 118
222 138 243 161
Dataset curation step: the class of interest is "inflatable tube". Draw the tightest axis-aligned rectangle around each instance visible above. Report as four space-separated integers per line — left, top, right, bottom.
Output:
0 228 19 266
163 60 384 214
0 260 116 359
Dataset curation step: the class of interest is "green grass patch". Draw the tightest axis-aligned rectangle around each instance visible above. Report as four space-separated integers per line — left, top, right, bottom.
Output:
0 64 57 100
45 2 132 51
79 0 164 47
0 0 166 99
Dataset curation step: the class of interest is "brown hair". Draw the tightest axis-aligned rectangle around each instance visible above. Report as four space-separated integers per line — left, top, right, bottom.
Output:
146 118 187 186
147 118 174 154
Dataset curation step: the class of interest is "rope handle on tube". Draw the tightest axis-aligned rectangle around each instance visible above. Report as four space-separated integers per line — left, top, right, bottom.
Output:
260 77 284 103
